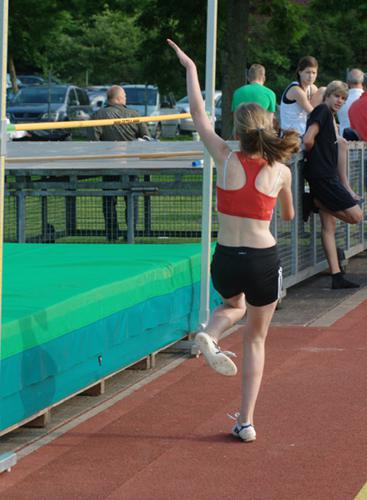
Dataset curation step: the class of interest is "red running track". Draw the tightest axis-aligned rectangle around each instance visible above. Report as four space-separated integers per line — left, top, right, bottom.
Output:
1 301 367 499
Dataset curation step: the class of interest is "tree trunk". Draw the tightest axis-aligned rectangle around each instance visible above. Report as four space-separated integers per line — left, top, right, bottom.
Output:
8 55 19 94
220 0 249 139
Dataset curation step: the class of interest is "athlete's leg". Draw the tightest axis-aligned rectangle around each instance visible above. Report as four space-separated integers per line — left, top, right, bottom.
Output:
319 210 339 273
238 300 277 424
204 293 246 342
314 198 362 224
319 209 360 288
195 294 246 377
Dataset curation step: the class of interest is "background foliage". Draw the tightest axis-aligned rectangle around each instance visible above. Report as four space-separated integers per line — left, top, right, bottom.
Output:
8 0 367 136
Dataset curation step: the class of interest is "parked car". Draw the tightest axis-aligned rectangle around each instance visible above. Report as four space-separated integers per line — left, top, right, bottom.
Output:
17 75 61 86
87 85 111 93
7 85 93 123
6 88 19 103
17 75 44 86
7 85 93 139
176 90 222 135
122 84 179 138
86 89 108 113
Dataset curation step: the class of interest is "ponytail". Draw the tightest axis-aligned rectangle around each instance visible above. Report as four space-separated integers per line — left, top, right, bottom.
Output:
252 128 300 165
234 103 300 165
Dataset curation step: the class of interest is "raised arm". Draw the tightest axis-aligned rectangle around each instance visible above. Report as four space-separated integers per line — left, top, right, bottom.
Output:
167 39 230 164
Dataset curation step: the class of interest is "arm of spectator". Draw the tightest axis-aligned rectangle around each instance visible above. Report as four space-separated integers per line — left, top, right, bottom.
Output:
138 121 150 139
310 86 326 107
86 111 103 141
87 125 102 141
288 85 313 113
303 122 320 151
277 166 295 221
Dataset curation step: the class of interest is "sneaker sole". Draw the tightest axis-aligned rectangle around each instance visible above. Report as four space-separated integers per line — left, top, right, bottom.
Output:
231 429 256 442
195 333 237 376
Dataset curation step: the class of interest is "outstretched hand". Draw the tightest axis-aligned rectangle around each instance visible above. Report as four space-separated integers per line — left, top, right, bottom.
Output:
167 39 195 69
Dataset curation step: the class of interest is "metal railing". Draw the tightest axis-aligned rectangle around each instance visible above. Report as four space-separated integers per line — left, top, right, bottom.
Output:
3 141 366 290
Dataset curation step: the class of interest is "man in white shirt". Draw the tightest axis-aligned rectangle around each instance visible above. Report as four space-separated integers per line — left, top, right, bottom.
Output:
337 68 364 137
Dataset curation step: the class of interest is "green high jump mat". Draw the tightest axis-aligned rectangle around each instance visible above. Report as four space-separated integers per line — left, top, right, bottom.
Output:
0 243 220 433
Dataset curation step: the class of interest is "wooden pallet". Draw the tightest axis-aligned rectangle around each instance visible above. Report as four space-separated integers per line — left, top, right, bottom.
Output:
0 335 194 438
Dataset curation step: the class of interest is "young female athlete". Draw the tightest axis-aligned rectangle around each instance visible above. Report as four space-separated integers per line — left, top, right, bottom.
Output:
167 39 300 442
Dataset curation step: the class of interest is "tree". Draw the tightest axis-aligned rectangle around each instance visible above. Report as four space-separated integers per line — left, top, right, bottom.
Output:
137 1 207 96
301 0 367 85
45 8 144 86
219 0 249 139
8 0 366 125
8 0 149 87
136 1 308 138
8 0 69 90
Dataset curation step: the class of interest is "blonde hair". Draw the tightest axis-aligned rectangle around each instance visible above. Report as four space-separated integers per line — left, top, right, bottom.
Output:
248 64 265 82
324 80 348 99
233 103 300 165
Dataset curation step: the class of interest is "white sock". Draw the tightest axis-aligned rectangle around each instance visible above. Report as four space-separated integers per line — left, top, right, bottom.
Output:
238 421 251 428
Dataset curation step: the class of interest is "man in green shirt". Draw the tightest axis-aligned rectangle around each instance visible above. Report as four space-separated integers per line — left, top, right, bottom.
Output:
232 64 276 121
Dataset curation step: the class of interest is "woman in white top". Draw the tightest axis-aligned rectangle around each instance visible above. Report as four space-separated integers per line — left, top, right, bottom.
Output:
280 56 324 136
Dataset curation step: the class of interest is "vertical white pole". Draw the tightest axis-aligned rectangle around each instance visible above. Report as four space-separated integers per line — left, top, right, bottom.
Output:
198 0 218 329
0 0 16 470
0 0 8 254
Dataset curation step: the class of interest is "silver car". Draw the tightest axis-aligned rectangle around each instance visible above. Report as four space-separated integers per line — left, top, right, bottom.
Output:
122 84 180 139
176 90 222 135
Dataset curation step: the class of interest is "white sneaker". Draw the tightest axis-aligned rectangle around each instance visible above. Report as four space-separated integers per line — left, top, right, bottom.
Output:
228 413 256 442
231 422 256 442
195 332 237 376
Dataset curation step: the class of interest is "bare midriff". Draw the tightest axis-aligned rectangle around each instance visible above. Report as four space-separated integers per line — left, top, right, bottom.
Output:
217 212 276 248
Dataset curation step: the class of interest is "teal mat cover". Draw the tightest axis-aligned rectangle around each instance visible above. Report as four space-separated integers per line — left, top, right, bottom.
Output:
1 243 220 431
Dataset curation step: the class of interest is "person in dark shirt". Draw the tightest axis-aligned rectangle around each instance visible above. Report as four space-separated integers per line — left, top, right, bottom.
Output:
89 85 150 241
303 81 363 289
89 85 150 141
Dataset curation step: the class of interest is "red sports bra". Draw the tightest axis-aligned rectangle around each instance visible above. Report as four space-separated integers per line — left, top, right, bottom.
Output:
217 152 277 221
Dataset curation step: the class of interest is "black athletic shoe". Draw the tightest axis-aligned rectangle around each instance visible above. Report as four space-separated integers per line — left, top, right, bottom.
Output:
331 272 360 289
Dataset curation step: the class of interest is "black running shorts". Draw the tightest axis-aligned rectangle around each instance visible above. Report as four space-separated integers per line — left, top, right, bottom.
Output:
210 244 282 307
308 177 357 212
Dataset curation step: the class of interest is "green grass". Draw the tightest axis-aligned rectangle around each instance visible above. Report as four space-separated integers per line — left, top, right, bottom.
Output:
4 176 216 243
